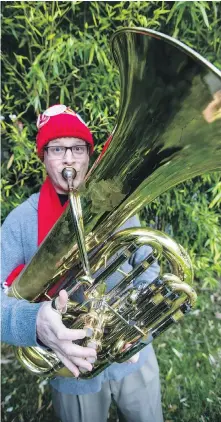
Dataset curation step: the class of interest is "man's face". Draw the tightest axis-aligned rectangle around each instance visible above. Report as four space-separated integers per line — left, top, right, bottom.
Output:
44 137 90 193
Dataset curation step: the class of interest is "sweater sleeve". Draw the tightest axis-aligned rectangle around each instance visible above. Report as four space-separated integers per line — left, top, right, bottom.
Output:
1 207 42 347
1 210 25 286
1 293 42 347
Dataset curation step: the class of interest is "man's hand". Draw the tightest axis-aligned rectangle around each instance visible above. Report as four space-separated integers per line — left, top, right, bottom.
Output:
36 290 97 377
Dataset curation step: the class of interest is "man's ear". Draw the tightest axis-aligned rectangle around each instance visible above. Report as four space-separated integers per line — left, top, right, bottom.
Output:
42 156 48 175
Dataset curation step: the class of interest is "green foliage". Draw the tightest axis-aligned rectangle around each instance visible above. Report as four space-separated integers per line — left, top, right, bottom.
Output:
156 288 221 422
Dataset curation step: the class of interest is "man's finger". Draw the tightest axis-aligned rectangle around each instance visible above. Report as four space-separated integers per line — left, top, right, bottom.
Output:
61 342 97 359
55 351 80 378
56 326 88 342
71 357 93 371
123 342 132 351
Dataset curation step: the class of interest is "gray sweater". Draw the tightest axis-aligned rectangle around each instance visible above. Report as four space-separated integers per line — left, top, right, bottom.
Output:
1 193 160 394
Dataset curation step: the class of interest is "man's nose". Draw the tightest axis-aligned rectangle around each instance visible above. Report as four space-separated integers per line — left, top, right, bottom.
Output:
63 149 75 165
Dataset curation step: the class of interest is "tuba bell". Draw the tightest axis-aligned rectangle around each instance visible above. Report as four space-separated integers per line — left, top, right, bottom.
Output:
8 28 221 378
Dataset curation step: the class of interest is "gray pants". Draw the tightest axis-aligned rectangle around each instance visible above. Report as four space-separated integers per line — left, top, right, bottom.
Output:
52 360 164 422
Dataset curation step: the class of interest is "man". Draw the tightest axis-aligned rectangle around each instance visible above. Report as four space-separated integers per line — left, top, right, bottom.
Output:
1 105 164 422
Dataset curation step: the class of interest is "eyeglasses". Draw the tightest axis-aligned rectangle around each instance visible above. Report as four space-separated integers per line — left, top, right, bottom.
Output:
44 145 89 159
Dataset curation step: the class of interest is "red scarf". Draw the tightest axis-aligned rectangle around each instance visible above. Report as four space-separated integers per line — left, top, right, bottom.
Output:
6 177 68 287
38 176 69 245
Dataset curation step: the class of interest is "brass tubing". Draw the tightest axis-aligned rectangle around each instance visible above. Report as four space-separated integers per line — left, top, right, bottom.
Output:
107 255 156 302
68 191 92 280
87 244 137 292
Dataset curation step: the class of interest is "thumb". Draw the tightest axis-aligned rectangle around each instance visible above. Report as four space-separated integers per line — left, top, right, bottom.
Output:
55 289 68 312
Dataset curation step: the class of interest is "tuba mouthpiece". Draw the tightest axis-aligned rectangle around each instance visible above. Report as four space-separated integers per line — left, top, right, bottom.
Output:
62 167 77 191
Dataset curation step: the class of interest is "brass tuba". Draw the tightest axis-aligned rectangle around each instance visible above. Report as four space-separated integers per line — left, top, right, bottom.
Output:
8 28 221 378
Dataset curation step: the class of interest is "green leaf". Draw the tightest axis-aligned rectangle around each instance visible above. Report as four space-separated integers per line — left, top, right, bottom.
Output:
197 3 210 28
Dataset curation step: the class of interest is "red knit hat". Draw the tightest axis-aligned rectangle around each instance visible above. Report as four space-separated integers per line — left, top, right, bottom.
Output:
36 105 94 160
